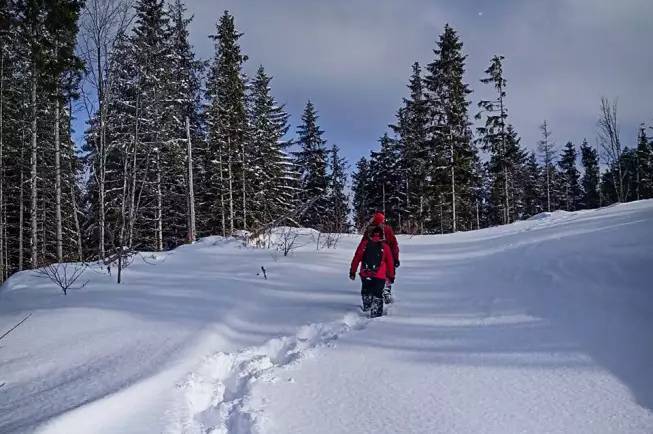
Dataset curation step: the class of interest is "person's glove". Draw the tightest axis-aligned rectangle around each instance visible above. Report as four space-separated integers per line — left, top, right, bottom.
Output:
349 272 356 281
389 277 395 284
394 259 400 268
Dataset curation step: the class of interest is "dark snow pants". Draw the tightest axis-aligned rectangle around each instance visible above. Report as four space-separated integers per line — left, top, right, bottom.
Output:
361 276 385 318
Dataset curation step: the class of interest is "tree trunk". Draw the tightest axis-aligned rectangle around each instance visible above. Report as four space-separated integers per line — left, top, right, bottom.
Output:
41 202 46 259
450 134 457 233
498 87 510 225
419 195 424 234
405 178 410 229
128 94 140 248
546 164 551 212
118 135 129 250
240 141 247 230
227 137 234 234
30 66 38 268
0 45 4 279
439 194 444 235
54 99 63 262
18 144 24 271
70 181 84 261
155 151 163 251
617 157 624 203
185 116 196 242
218 151 226 236
97 44 106 259
68 99 83 261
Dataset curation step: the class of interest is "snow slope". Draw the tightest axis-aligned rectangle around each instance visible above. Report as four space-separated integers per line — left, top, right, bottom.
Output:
1 201 652 433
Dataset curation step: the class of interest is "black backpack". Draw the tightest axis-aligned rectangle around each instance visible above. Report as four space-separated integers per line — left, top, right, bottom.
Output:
362 240 383 272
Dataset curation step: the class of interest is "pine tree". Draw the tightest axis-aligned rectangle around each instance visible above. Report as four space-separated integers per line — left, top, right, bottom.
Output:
204 10 248 235
17 1 83 268
83 31 135 255
636 125 653 200
368 134 403 228
246 65 294 227
558 142 582 211
580 139 600 209
161 0 203 245
537 120 557 212
621 148 640 202
390 62 429 233
476 55 513 225
294 100 329 229
504 126 528 220
0 1 83 279
325 145 349 233
352 157 371 229
522 153 543 218
425 24 477 232
600 147 640 205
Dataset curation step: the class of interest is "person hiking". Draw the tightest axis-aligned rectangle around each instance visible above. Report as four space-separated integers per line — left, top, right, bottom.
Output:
361 212 399 303
349 225 395 318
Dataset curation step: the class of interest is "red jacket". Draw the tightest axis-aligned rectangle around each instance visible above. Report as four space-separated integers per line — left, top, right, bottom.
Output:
350 239 396 281
361 224 399 263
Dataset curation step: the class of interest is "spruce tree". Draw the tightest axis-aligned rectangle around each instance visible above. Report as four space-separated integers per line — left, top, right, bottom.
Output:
246 65 294 226
558 142 582 211
352 157 371 230
325 145 349 233
390 62 429 233
636 126 653 199
204 10 248 235
368 134 403 228
522 153 543 218
621 148 640 202
504 125 528 220
0 0 84 279
131 0 173 250
580 140 601 209
294 100 329 229
476 55 513 225
537 120 557 212
161 0 203 245
425 24 477 232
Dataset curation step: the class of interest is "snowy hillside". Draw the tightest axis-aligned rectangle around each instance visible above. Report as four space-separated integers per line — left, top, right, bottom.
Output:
1 201 653 434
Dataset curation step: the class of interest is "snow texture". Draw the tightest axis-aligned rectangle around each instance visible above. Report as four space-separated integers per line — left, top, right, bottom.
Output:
1 200 652 433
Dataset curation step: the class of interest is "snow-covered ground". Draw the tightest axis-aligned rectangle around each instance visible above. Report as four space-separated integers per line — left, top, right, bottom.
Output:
1 201 652 434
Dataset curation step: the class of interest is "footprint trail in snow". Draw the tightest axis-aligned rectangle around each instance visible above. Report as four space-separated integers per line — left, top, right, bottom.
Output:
173 310 368 434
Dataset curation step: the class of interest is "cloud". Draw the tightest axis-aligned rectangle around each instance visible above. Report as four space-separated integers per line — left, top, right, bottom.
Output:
184 0 652 163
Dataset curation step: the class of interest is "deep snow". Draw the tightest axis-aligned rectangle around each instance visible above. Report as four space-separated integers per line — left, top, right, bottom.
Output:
1 201 652 433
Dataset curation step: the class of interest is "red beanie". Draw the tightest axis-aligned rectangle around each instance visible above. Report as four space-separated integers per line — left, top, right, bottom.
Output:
372 212 385 225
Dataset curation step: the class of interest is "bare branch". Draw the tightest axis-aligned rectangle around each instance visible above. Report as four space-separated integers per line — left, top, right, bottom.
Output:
0 313 32 342
35 263 89 295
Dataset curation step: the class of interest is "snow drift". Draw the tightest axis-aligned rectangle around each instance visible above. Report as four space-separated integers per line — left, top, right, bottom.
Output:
1 200 652 433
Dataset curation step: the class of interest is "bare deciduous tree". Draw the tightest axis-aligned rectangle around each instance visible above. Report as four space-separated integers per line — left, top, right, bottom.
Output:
598 97 624 203
78 0 134 259
35 263 89 295
276 227 304 257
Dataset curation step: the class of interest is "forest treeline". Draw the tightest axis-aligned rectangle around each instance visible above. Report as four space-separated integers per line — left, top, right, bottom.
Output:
0 1 651 282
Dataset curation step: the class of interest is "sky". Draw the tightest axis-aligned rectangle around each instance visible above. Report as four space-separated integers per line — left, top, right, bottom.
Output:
76 0 653 167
